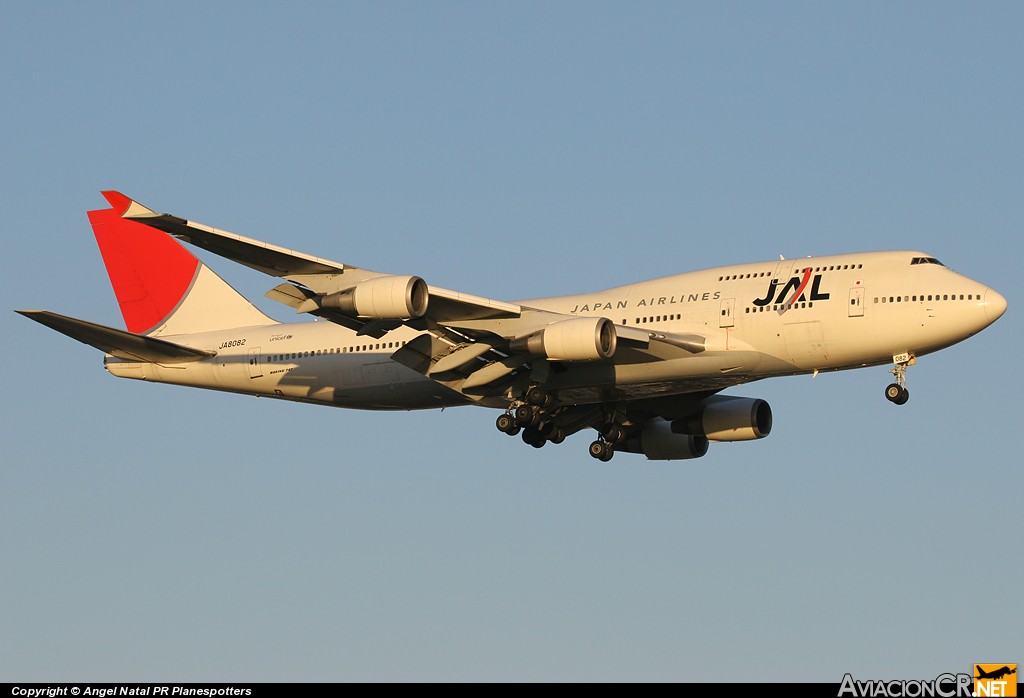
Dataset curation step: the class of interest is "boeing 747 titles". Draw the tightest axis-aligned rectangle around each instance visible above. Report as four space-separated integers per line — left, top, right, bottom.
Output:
19 192 1007 461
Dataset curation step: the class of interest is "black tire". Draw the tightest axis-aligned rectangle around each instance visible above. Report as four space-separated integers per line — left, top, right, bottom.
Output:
589 440 607 459
895 387 910 405
885 383 903 403
603 425 625 443
549 429 565 445
526 386 551 407
496 413 516 433
599 446 614 462
514 404 535 427
522 426 545 448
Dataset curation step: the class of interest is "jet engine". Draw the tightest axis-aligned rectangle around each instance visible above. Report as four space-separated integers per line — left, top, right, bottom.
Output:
673 395 772 442
319 275 429 320
509 317 617 361
620 418 709 460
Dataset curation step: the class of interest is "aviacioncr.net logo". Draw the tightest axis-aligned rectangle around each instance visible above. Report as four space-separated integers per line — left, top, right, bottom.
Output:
974 664 1017 697
838 673 973 698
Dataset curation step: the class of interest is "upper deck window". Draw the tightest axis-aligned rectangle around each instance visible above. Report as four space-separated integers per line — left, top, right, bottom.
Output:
911 257 945 266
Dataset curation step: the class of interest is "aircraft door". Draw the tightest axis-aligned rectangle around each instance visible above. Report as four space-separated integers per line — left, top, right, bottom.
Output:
849 288 864 317
719 298 735 328
247 347 263 378
772 259 796 285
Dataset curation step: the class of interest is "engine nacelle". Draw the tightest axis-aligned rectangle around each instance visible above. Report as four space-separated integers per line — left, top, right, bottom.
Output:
673 396 772 442
621 418 709 460
320 275 429 320
509 316 617 361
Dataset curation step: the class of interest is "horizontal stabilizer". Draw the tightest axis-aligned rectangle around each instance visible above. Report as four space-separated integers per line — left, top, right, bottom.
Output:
16 310 215 363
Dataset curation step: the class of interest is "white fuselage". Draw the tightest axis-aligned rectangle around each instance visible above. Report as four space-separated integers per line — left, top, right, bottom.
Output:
104 251 1005 409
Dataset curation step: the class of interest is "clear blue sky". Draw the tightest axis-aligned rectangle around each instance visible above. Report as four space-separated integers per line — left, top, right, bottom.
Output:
2 1 1020 681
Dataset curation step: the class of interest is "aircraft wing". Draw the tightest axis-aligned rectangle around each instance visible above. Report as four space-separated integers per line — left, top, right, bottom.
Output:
106 191 712 400
102 191 521 328
100 191 349 277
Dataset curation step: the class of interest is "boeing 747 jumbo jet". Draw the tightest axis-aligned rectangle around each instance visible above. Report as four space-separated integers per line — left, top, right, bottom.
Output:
19 192 1007 461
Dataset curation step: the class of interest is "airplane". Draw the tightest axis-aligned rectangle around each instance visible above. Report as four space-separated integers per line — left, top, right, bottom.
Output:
976 666 1017 681
18 191 1008 461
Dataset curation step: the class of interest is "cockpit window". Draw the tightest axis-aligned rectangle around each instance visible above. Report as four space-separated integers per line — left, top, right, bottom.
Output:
911 257 945 266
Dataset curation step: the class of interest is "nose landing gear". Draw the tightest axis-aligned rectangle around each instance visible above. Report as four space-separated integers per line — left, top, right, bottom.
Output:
884 353 915 405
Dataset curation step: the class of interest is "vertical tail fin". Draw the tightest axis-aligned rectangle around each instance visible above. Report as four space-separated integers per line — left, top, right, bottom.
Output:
89 191 276 336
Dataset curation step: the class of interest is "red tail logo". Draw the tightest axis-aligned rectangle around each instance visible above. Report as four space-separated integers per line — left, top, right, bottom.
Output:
89 191 200 334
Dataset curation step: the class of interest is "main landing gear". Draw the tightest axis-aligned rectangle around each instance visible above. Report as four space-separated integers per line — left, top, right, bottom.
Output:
497 387 625 459
588 423 625 462
884 353 915 405
495 390 566 449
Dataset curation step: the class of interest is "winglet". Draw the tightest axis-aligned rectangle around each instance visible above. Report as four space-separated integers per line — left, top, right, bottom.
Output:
101 190 159 219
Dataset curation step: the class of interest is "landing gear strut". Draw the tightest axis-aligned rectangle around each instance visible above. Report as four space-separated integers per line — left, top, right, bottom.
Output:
885 354 914 405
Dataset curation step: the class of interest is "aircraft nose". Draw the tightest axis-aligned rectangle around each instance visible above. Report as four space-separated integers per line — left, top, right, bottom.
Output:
984 287 1007 323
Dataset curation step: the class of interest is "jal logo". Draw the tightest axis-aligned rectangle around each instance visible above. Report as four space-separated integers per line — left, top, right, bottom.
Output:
753 267 831 309
974 664 1017 697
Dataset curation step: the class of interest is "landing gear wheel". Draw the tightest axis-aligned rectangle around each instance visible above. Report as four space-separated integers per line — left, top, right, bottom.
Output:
496 413 516 433
602 425 625 444
588 440 614 461
885 383 910 405
522 427 546 448
884 383 903 403
526 386 552 407
514 404 537 427
548 429 566 445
